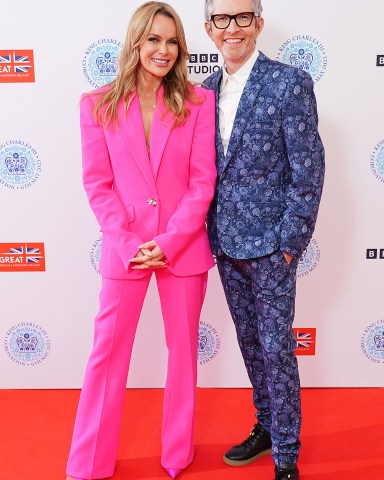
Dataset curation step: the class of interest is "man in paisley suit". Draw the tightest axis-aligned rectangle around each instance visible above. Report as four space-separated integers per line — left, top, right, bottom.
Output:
204 1 325 479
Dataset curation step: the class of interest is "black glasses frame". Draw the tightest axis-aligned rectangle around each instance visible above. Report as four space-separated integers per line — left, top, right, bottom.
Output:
210 12 257 29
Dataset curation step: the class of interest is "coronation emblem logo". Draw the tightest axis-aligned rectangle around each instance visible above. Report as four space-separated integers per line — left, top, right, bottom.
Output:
198 321 220 365
4 323 51 366
277 35 327 82
361 319 384 363
82 39 123 88
0 140 41 189
298 238 320 278
90 236 102 274
370 139 384 183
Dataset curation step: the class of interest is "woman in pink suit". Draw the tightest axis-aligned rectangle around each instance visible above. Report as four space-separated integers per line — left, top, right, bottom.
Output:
65 2 216 479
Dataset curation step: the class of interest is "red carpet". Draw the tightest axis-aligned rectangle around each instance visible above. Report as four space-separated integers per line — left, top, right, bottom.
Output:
1 388 383 479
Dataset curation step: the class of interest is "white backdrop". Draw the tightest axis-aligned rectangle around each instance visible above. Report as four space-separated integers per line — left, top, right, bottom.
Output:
1 0 384 388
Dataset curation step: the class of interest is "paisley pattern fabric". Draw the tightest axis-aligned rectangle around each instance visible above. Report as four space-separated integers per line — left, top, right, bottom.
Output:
216 252 301 464
205 52 325 259
204 53 325 464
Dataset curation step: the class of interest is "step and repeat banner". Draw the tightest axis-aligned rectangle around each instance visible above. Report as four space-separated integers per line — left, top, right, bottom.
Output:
1 1 383 388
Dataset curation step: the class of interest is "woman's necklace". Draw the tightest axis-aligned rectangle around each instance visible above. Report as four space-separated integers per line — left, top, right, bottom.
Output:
139 92 156 110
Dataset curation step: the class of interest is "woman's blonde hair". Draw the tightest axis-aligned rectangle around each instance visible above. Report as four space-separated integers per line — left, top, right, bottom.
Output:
93 1 200 127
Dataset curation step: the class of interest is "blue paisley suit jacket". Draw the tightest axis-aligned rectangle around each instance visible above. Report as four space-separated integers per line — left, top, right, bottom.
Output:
205 52 325 259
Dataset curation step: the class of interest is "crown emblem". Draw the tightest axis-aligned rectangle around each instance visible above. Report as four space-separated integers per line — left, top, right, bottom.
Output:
378 157 384 175
289 48 314 71
198 334 208 352
16 333 38 353
374 331 384 351
96 51 118 76
5 152 28 175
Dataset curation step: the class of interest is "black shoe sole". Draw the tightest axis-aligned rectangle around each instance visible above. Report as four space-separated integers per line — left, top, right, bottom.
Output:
275 473 300 480
223 448 272 466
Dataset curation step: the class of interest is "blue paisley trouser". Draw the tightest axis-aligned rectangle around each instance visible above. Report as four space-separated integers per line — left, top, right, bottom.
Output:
216 250 301 465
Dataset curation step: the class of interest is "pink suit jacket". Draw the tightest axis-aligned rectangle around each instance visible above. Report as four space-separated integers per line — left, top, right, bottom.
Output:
80 85 217 279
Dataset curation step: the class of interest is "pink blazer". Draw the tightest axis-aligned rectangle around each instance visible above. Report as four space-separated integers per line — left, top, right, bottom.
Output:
80 85 217 279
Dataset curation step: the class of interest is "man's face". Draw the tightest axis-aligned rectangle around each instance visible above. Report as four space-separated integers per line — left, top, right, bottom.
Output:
205 0 264 73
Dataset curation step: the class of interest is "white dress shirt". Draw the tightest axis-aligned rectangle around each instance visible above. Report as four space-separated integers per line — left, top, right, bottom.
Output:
219 49 259 155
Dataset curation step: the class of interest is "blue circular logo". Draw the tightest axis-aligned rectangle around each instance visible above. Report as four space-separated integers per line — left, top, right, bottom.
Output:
361 319 384 363
198 321 220 364
370 139 384 183
277 35 327 82
298 238 320 278
83 39 123 88
0 140 41 189
4 322 51 366
90 236 102 274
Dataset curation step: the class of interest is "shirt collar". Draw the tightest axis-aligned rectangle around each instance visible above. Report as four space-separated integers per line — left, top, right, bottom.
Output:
222 49 259 86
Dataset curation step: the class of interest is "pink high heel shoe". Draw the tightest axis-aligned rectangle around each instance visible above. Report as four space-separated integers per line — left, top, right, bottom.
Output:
164 467 184 479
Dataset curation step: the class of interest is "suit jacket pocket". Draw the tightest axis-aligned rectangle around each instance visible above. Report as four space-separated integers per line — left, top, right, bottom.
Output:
124 204 135 223
222 201 283 237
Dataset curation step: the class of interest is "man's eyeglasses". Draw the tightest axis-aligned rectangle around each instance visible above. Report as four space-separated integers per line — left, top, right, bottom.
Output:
210 12 258 29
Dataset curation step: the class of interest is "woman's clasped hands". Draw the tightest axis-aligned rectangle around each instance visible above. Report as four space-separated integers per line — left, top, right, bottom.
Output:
130 240 167 269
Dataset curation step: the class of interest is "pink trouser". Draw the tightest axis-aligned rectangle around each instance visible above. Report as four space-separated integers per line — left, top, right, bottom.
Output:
66 268 208 479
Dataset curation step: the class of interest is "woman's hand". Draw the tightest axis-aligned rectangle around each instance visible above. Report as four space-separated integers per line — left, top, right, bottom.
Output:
130 240 167 269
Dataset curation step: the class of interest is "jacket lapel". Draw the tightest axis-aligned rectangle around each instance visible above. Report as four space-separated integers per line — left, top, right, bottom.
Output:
150 86 172 181
119 94 156 193
209 71 226 175
222 52 270 173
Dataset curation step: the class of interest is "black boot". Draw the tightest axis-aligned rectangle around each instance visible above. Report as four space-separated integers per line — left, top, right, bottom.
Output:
274 462 299 480
223 423 272 466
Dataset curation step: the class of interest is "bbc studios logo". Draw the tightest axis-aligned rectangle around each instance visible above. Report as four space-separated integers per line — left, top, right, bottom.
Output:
377 55 384 66
366 249 384 260
188 53 220 76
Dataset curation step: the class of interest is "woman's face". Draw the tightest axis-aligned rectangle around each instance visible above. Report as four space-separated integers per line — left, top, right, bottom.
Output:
139 14 179 81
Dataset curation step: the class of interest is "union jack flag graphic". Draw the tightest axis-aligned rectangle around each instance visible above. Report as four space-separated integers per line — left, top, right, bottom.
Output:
1 245 42 256
293 328 316 356
0 53 11 63
8 246 24 254
13 52 33 72
0 243 45 271
296 332 312 348
27 256 41 263
26 246 41 254
0 52 31 71
26 245 44 263
0 50 35 83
